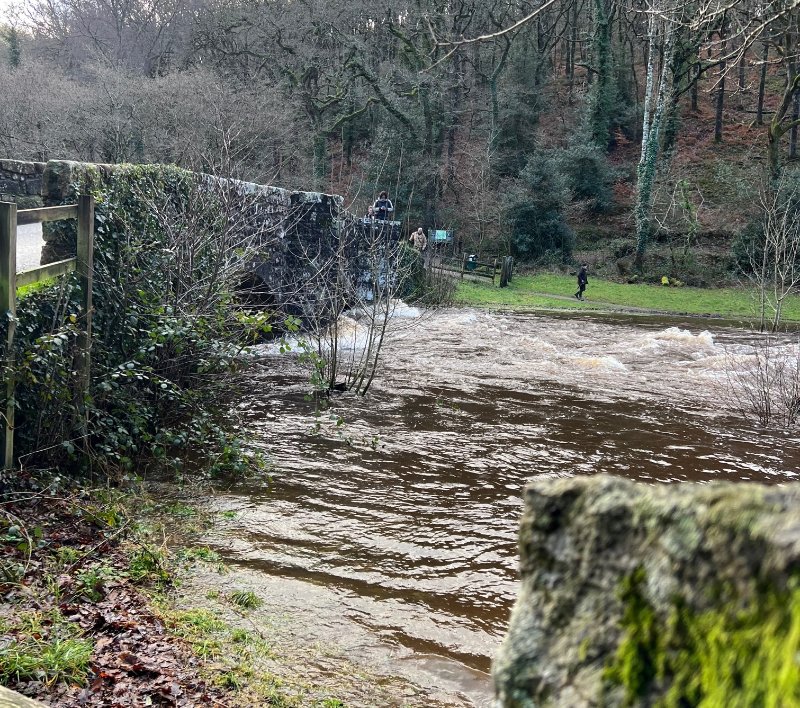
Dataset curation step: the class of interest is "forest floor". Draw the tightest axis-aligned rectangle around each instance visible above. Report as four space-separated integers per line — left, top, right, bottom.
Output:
0 482 462 708
455 273 800 324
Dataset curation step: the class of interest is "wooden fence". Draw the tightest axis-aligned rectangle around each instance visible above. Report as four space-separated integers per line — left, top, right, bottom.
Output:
436 254 513 286
0 196 94 470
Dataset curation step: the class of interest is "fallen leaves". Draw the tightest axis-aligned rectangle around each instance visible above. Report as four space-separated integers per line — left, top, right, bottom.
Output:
0 493 231 708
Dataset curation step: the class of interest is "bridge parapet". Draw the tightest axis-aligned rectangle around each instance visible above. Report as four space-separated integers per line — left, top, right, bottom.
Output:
36 160 350 325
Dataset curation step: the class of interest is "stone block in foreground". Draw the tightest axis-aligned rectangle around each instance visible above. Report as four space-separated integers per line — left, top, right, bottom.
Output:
492 475 800 707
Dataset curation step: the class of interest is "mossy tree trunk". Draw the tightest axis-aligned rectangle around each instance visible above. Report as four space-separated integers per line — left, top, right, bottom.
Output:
587 0 616 149
634 13 676 270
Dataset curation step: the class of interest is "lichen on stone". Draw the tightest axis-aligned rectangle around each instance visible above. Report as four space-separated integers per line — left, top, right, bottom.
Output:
492 476 800 707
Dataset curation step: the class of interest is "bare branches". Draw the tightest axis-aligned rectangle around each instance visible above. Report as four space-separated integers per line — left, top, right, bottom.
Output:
738 173 800 332
424 0 563 71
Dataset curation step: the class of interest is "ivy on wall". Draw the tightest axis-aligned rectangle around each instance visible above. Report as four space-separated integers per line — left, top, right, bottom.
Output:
3 164 273 484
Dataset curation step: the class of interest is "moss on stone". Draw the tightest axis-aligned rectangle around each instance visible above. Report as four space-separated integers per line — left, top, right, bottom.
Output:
604 567 660 705
605 568 800 707
16 196 43 210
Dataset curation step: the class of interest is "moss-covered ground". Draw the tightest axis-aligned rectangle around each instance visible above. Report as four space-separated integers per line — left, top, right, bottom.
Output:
455 273 800 323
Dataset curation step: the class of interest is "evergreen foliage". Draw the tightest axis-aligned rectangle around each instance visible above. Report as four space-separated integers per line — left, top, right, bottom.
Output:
492 39 544 178
555 141 618 213
6 27 20 68
4 166 271 480
504 153 574 262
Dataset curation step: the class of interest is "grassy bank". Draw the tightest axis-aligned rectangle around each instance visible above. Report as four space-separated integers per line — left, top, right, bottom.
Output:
455 273 800 322
0 484 445 707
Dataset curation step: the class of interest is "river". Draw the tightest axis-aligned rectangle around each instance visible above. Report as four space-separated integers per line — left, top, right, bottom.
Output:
193 308 800 706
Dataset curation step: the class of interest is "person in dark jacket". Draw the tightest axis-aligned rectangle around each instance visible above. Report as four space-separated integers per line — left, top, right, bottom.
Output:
575 264 588 300
373 191 394 221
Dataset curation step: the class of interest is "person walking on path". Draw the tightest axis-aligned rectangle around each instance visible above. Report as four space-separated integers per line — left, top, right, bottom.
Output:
410 227 427 252
575 264 588 300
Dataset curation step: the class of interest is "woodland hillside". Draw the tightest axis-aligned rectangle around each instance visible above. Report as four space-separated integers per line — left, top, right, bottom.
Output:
1 0 799 283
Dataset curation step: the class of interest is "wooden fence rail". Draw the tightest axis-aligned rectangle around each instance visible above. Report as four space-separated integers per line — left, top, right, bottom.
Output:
437 254 502 284
0 196 94 470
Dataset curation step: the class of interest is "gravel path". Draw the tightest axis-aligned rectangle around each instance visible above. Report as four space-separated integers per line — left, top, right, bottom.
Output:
16 223 44 272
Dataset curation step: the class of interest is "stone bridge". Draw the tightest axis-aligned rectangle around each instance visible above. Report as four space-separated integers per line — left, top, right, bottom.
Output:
1 159 403 324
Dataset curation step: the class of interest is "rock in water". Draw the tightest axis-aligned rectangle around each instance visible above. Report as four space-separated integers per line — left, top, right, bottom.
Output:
492 475 800 707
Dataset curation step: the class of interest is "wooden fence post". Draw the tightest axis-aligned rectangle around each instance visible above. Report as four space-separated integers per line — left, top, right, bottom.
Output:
0 202 16 470
500 256 511 288
460 252 466 278
76 195 94 408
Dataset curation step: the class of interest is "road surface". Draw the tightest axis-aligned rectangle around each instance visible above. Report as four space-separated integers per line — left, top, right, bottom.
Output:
16 223 43 272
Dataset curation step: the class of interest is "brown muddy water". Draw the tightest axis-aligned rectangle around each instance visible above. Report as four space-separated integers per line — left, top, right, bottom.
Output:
198 308 800 706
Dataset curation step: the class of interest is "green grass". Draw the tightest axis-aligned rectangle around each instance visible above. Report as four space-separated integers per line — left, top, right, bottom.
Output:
0 606 94 686
455 273 800 322
178 546 221 564
229 590 263 610
0 636 93 685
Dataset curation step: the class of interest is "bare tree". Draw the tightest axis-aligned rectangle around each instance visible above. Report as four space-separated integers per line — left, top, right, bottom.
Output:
653 175 704 279
291 217 446 397
724 335 800 427
745 175 800 332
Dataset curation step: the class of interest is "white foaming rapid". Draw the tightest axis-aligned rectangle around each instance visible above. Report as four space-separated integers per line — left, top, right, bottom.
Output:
639 327 716 352
348 299 422 321
254 300 424 358
571 356 628 371
375 311 739 409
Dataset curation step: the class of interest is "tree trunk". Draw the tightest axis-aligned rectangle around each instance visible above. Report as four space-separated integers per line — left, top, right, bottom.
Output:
312 132 327 190
757 42 769 126
714 26 727 143
768 64 800 179
588 0 614 148
790 88 800 160
691 62 699 111
635 15 676 268
567 0 577 83
738 51 746 91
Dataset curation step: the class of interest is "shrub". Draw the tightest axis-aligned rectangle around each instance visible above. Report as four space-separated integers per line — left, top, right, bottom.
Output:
4 164 273 481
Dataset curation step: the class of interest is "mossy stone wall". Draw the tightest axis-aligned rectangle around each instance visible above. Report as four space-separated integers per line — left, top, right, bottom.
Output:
38 160 344 320
492 475 800 707
0 160 45 209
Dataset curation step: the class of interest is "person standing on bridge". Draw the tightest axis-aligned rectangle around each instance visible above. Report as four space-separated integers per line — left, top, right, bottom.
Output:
373 191 394 221
575 264 588 301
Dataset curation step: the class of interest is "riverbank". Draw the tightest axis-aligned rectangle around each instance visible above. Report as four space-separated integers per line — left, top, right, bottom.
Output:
0 486 228 706
0 482 468 707
455 273 800 323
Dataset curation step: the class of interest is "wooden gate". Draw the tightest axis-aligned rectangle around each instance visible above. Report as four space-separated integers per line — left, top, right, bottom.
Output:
0 195 94 469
